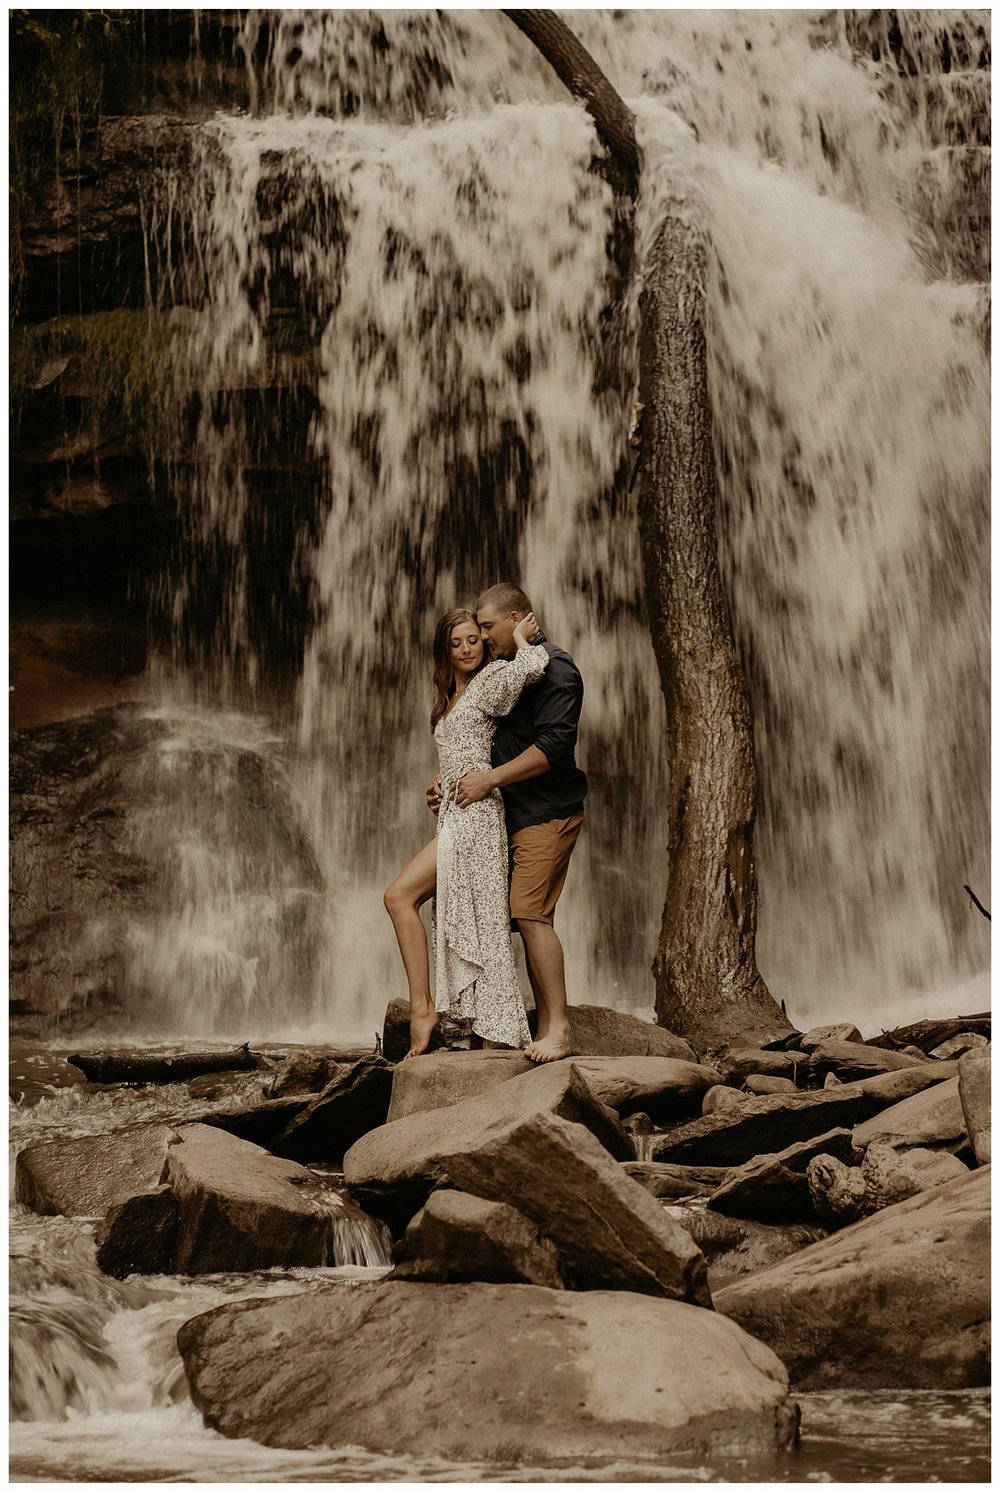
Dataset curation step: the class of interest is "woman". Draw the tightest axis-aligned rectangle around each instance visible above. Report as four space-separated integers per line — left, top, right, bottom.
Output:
383 606 548 1058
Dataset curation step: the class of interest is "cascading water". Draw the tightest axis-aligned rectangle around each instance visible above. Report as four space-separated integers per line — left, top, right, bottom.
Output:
108 11 993 1037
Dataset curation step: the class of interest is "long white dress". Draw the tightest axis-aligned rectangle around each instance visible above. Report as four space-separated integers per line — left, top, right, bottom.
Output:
432 643 549 1048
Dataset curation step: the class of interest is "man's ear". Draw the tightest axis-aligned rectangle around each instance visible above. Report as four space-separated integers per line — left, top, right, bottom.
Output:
509 611 522 625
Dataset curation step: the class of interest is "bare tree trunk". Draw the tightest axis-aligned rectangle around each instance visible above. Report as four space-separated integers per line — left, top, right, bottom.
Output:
638 206 791 1053
500 10 789 1052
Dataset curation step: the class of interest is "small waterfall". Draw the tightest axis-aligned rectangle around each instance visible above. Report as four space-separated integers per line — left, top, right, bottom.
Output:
112 8 987 1038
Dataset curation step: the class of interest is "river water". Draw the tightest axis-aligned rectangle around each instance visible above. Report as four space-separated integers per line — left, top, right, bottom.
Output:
8 1053 990 1482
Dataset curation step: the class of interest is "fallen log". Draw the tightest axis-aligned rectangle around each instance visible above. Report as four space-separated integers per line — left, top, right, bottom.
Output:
866 1015 991 1053
67 1043 270 1086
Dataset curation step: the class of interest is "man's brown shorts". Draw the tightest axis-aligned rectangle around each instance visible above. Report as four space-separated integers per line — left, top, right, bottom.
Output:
508 812 584 926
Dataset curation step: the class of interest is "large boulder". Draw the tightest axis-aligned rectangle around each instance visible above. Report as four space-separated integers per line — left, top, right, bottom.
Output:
270 1057 393 1162
344 1061 631 1233
562 1004 698 1061
95 1185 179 1278
719 1048 801 1087
707 1129 856 1224
387 1050 718 1126
439 1109 710 1303
716 1167 990 1389
798 1023 863 1050
178 1282 799 1459
386 1050 532 1122
958 1046 990 1164
807 1040 928 1080
852 1076 969 1155
649 1088 867 1168
391 1189 564 1287
164 1124 390 1274
853 1061 958 1114
15 1123 174 1217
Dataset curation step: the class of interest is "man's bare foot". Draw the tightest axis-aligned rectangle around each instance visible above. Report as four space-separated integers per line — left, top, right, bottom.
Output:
404 1010 440 1059
525 1029 572 1064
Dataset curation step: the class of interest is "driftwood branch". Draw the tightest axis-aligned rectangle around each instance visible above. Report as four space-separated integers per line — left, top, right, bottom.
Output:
501 9 640 198
68 1043 270 1085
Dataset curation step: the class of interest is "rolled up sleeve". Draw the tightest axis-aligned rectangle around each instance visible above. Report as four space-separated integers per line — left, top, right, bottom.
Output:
532 656 583 767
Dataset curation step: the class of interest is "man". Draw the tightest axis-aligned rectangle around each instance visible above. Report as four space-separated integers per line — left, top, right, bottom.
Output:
442 581 587 1063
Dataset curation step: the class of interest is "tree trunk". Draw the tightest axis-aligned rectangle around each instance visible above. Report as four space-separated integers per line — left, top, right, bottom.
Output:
638 205 792 1054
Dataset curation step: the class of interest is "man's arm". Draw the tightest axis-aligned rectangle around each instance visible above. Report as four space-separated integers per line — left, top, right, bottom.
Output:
455 745 549 807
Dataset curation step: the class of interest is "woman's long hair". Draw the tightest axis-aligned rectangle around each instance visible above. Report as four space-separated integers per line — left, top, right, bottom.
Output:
431 608 486 730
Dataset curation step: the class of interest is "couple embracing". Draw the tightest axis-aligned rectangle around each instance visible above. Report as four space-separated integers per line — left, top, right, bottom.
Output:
384 582 586 1063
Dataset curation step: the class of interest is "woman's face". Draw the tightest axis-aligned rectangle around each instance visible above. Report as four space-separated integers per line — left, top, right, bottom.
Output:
449 620 485 677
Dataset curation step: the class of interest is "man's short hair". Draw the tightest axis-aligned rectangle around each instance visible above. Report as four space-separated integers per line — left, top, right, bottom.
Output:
477 581 533 617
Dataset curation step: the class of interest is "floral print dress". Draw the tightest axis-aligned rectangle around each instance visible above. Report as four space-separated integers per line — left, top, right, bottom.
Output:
432 644 549 1048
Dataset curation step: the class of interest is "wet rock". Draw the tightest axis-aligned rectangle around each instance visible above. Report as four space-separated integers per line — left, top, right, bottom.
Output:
666 1204 825 1290
622 1161 729 1200
344 1062 632 1234
95 1184 178 1278
708 1128 856 1224
178 1281 799 1459
716 1166 990 1388
798 1023 863 1051
808 1040 928 1081
268 1051 354 1098
440 1111 709 1302
271 1057 393 1163
853 1061 958 1113
165 1123 373 1274
929 1032 989 1060
744 1075 798 1096
202 1095 310 1149
622 1112 654 1139
391 1189 564 1287
852 1076 969 1155
649 1088 866 1168
15 1123 175 1217
719 1048 800 1086
807 1140 969 1228
703 1084 747 1115
387 1049 533 1121
958 1047 990 1165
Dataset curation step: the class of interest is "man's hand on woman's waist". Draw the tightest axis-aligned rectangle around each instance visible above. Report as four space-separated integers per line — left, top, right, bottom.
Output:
455 745 550 808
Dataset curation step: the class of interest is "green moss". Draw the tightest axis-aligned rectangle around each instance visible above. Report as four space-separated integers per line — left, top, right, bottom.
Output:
10 308 175 443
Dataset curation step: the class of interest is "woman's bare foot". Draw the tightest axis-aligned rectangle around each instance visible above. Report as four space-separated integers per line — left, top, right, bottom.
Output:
525 1027 572 1064
404 1010 441 1059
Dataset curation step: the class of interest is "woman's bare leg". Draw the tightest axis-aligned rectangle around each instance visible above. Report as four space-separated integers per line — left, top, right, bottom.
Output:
383 840 439 1057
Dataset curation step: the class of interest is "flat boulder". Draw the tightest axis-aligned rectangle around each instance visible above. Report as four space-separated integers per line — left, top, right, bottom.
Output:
178 1281 799 1460
808 1040 928 1081
649 1088 866 1168
344 1061 631 1233
958 1047 990 1165
391 1189 563 1287
708 1129 856 1224
563 1004 697 1061
715 1166 990 1388
853 1061 958 1115
570 1056 720 1122
387 1050 533 1123
15 1123 175 1217
798 1023 863 1050
165 1124 389 1274
270 1057 393 1162
852 1076 969 1155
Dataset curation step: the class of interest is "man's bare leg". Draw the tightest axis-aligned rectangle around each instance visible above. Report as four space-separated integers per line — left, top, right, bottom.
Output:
383 840 440 1058
518 919 572 1062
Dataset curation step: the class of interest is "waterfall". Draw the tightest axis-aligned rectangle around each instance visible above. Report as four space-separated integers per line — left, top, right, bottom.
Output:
126 9 987 1039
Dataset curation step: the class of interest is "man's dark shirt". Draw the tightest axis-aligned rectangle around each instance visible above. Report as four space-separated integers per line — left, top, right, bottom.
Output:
492 633 587 833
